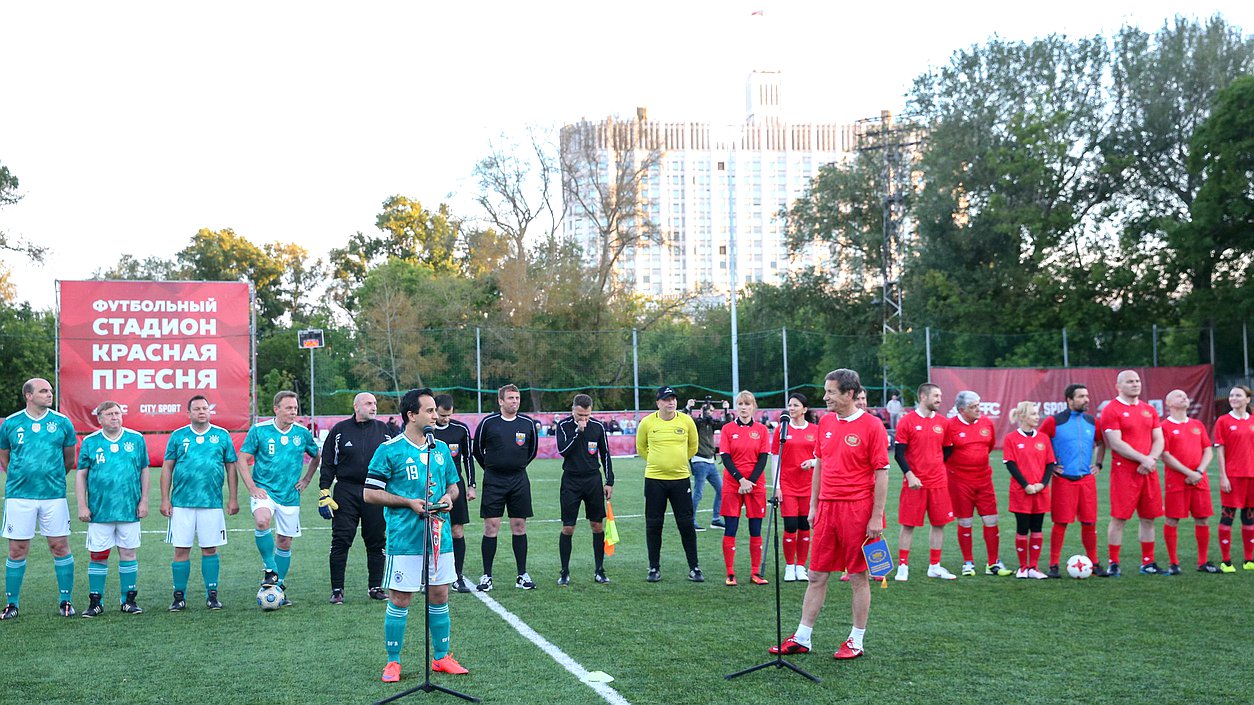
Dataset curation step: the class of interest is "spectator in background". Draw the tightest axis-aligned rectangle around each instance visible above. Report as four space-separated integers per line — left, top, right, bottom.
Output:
607 418 622 435
886 392 904 430
686 398 728 532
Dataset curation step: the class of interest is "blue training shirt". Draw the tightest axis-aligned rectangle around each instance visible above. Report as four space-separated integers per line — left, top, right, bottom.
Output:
1044 410 1097 478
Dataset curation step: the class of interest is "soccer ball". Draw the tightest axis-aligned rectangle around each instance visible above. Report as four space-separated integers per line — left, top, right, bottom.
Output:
257 585 284 610
1066 554 1094 579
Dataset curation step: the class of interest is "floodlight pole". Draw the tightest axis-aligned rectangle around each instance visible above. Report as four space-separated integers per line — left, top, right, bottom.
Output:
309 346 316 424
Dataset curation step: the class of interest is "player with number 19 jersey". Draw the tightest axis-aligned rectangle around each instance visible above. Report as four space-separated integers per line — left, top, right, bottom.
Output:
366 436 459 556
165 425 238 508
78 429 148 522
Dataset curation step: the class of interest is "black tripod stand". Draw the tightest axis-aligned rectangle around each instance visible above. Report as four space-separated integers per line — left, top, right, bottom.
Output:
375 430 479 704
725 421 820 683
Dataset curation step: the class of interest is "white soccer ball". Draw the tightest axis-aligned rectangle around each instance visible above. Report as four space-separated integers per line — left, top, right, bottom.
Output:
1066 554 1093 579
257 585 284 610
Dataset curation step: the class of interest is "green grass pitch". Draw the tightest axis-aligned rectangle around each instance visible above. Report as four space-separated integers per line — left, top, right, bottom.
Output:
2 453 1252 704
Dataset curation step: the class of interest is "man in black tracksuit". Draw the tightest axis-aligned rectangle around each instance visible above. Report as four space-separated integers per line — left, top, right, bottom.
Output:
554 394 615 586
472 384 538 591
432 394 477 594
319 392 397 603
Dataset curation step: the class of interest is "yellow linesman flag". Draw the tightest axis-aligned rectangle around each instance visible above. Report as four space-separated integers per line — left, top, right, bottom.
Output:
604 500 620 556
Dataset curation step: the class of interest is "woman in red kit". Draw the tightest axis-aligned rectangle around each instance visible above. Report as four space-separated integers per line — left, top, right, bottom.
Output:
1003 402 1056 579
1214 385 1254 572
719 390 771 586
772 392 819 582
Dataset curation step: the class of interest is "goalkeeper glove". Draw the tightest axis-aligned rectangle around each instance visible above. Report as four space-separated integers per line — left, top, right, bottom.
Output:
318 489 338 520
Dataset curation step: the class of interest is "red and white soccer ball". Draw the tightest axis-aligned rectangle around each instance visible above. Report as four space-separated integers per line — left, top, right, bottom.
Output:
1066 554 1094 579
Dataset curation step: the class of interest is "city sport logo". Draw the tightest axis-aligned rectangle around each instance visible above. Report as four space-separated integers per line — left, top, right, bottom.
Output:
587 442 597 455
844 434 861 447
514 432 526 446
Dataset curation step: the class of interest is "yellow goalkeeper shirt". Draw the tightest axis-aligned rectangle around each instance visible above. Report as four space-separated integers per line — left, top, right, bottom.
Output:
636 411 699 480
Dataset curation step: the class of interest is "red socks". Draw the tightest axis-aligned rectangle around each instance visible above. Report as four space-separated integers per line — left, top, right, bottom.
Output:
797 530 810 564
1109 544 1121 565
898 549 910 566
722 536 736 576
1049 524 1067 566
983 525 999 565
783 531 796 565
1081 524 1098 564
958 525 973 562
750 536 764 576
1164 524 1179 565
1244 526 1254 562
1029 532 1043 570
1140 541 1155 566
1219 524 1233 562
929 548 942 565
1195 524 1210 564
1015 534 1029 570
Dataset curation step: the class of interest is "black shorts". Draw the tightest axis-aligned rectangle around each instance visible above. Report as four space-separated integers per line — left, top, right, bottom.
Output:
449 477 470 526
560 473 607 526
479 469 533 519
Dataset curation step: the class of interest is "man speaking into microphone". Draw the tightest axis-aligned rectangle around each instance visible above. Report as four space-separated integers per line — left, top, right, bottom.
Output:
365 388 466 682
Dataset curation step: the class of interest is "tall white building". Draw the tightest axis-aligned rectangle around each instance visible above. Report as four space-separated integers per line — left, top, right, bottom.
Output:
560 71 857 297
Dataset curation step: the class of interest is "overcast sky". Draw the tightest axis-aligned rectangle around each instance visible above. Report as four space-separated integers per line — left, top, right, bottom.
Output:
2 0 1250 309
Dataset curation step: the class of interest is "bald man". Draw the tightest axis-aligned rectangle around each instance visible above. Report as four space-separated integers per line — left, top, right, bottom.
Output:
319 393 399 603
1098 370 1166 577
1 378 78 619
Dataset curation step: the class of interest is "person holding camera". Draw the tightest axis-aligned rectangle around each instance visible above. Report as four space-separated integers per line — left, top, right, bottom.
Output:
686 397 728 532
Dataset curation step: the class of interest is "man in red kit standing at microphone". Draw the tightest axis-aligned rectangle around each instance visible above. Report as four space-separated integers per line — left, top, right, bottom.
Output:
769 369 889 660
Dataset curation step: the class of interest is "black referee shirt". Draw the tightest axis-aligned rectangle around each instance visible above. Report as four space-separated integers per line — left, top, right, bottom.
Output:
319 417 396 488
473 412 538 473
431 419 477 487
554 416 614 485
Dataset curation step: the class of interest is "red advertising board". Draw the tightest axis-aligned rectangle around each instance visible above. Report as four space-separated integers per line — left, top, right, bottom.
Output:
928 365 1214 440
57 280 254 434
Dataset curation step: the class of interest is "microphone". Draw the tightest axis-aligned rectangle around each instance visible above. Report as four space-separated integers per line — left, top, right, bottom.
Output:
422 425 436 447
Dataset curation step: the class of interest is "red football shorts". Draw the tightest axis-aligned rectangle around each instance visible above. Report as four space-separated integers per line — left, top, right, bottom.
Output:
897 484 954 527
811 497 874 573
780 494 810 517
720 482 766 519
1050 474 1098 524
947 474 997 518
1109 464 1163 520
1220 477 1254 508
1009 485 1051 514
1164 486 1214 519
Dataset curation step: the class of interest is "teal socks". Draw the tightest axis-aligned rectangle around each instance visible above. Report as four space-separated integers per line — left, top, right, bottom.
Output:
429 602 451 659
4 558 26 607
88 559 108 598
172 559 191 593
385 601 409 662
255 529 277 572
119 560 138 602
275 547 291 582
53 554 75 601
201 553 220 595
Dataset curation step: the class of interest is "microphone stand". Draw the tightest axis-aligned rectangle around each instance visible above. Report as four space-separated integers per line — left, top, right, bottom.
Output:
725 419 819 683
375 430 479 704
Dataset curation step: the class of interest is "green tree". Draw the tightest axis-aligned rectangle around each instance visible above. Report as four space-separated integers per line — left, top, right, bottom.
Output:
0 302 55 410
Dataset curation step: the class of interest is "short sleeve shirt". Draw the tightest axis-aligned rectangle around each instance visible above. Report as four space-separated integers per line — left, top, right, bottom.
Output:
943 415 996 481
772 421 819 496
366 435 459 556
1099 398 1161 470
78 428 148 522
816 410 890 502
894 410 948 487
0 409 76 500
1162 417 1211 491
1213 412 1254 479
241 421 319 507
165 424 238 509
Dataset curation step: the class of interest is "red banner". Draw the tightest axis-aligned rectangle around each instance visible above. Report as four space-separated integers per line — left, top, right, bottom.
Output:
928 365 1214 440
58 280 253 434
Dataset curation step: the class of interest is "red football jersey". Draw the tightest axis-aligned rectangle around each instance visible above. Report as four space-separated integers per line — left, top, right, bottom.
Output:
719 420 770 487
943 414 996 480
1213 411 1254 479
1002 429 1056 485
1162 417 1211 492
816 410 890 502
772 421 818 496
894 409 948 487
1099 398 1161 469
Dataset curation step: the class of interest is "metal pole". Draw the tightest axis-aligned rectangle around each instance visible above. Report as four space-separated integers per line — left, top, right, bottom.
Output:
781 327 789 399
1210 326 1217 366
729 164 740 396
1153 324 1159 367
632 328 640 413
308 347 315 427
925 326 932 382
475 327 482 414
1062 327 1069 368
1244 322 1250 379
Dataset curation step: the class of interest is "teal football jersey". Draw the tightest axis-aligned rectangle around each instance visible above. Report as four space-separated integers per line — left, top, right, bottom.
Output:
164 424 238 508
78 428 148 523
240 421 318 507
0 409 76 500
365 435 459 556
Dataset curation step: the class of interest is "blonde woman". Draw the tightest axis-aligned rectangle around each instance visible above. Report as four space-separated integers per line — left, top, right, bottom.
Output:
1003 402 1057 579
718 391 771 586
